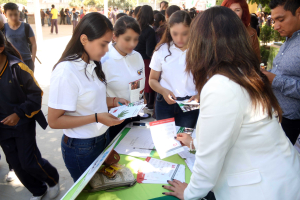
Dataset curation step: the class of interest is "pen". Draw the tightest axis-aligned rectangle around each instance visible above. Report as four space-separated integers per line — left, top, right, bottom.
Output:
118 102 123 106
133 147 156 151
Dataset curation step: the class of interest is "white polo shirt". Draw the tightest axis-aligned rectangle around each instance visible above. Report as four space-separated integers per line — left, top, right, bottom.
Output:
101 44 145 101
48 59 109 139
150 43 197 97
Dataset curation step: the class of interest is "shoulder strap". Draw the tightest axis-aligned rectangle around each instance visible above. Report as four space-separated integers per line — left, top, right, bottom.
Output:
24 23 30 40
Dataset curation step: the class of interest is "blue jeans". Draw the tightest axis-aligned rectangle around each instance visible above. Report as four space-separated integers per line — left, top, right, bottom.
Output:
155 93 199 128
61 130 111 182
47 18 51 26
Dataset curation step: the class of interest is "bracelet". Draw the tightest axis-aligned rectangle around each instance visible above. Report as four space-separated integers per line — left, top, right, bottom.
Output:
95 113 98 123
113 97 116 107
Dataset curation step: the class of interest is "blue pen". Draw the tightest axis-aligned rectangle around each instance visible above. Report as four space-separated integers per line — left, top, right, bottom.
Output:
118 102 123 106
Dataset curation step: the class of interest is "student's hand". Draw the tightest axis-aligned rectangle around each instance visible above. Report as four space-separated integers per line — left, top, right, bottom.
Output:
188 94 199 103
1 113 20 126
162 89 176 105
97 113 124 126
261 69 276 84
116 98 130 106
175 133 193 147
162 179 188 200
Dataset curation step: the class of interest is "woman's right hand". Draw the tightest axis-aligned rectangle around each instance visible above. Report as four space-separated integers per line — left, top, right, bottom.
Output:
97 113 124 126
175 133 193 147
162 88 177 105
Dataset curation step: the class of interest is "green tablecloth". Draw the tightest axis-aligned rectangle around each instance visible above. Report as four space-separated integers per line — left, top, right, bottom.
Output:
76 128 192 200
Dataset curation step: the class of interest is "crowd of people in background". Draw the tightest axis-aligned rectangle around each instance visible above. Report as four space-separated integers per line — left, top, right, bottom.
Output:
0 0 300 200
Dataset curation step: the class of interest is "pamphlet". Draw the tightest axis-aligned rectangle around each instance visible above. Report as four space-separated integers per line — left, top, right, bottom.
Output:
176 100 200 113
129 78 144 103
149 118 185 159
109 104 146 120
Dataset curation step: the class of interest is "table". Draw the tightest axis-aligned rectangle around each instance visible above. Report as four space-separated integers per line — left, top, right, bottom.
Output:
76 128 192 200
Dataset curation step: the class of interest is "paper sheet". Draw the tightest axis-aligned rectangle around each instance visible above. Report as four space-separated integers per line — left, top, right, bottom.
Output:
137 157 185 184
176 100 200 113
150 118 185 159
114 127 155 158
109 104 146 120
129 78 144 103
185 156 196 172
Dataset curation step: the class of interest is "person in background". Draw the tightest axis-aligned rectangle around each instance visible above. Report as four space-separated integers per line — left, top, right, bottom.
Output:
40 9 45 27
164 6 300 200
250 13 260 37
153 12 166 43
135 5 157 110
129 10 134 17
50 4 58 34
160 1 169 16
116 12 127 20
3 3 37 72
182 4 187 11
22 6 28 23
108 6 116 25
166 5 181 20
149 11 199 128
48 13 128 182
80 9 86 20
46 8 51 27
102 16 147 140
60 8 65 25
0 6 2 14
261 0 300 145
132 6 141 19
153 10 160 15
189 8 197 19
80 6 83 15
221 0 261 62
0 31 60 200
65 9 71 25
71 8 79 33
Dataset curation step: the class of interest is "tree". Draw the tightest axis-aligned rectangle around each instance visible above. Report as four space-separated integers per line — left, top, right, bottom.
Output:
249 0 270 8
1 0 27 5
69 0 82 7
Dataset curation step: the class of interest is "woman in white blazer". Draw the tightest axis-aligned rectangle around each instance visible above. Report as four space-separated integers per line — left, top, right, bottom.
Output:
162 6 300 200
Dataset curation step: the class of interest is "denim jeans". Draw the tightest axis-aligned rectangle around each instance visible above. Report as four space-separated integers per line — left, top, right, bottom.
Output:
61 130 111 182
47 18 51 26
155 93 199 128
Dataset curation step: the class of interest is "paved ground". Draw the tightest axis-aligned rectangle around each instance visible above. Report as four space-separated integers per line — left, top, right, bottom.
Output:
0 24 153 200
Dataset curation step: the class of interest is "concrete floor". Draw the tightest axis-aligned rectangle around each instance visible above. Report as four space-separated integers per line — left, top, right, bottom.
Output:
0 24 154 200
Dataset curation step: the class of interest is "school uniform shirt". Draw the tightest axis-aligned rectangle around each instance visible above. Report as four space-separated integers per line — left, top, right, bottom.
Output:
48 59 109 139
101 44 145 101
149 43 197 97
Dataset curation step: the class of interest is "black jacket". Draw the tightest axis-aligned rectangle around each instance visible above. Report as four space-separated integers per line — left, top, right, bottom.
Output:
134 26 157 60
0 53 47 130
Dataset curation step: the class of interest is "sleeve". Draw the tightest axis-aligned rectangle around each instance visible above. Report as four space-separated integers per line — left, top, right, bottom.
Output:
272 75 300 100
13 63 43 119
145 28 157 58
184 78 243 200
28 25 35 37
48 64 79 111
149 49 162 71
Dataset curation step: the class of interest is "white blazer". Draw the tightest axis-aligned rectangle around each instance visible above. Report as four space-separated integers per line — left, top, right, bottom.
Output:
184 75 300 200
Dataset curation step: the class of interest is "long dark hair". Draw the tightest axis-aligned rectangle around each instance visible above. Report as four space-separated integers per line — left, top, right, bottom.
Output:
136 5 154 30
0 31 22 60
154 13 165 28
53 13 113 83
155 11 191 61
114 16 140 37
186 6 282 121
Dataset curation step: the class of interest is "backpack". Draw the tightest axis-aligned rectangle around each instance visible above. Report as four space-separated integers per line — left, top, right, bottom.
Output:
3 23 32 54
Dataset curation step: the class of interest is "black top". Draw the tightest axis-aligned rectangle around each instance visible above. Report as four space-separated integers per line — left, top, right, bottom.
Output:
161 10 166 16
134 25 157 60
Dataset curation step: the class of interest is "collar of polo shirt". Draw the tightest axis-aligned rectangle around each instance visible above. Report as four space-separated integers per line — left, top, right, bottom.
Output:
110 43 137 60
73 58 97 75
170 41 187 53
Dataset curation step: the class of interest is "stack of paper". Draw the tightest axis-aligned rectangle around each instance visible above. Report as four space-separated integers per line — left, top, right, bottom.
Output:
137 157 185 184
114 127 155 158
150 118 185 159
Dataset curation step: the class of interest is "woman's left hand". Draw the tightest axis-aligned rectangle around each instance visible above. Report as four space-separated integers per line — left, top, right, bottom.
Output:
175 133 193 147
162 179 188 200
117 98 130 106
188 94 200 103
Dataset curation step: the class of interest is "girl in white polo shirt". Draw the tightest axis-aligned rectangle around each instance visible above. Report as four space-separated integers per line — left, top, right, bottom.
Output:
47 13 129 182
149 11 199 128
102 16 146 139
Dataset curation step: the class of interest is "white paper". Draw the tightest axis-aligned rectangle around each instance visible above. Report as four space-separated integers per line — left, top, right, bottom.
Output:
185 156 196 172
150 119 185 159
114 127 154 158
178 147 195 159
129 78 144 103
138 158 185 184
109 104 146 120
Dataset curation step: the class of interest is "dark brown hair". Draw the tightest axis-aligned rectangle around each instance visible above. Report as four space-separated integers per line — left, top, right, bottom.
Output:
53 13 113 83
136 5 154 30
155 10 191 61
186 6 282 121
114 16 140 37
